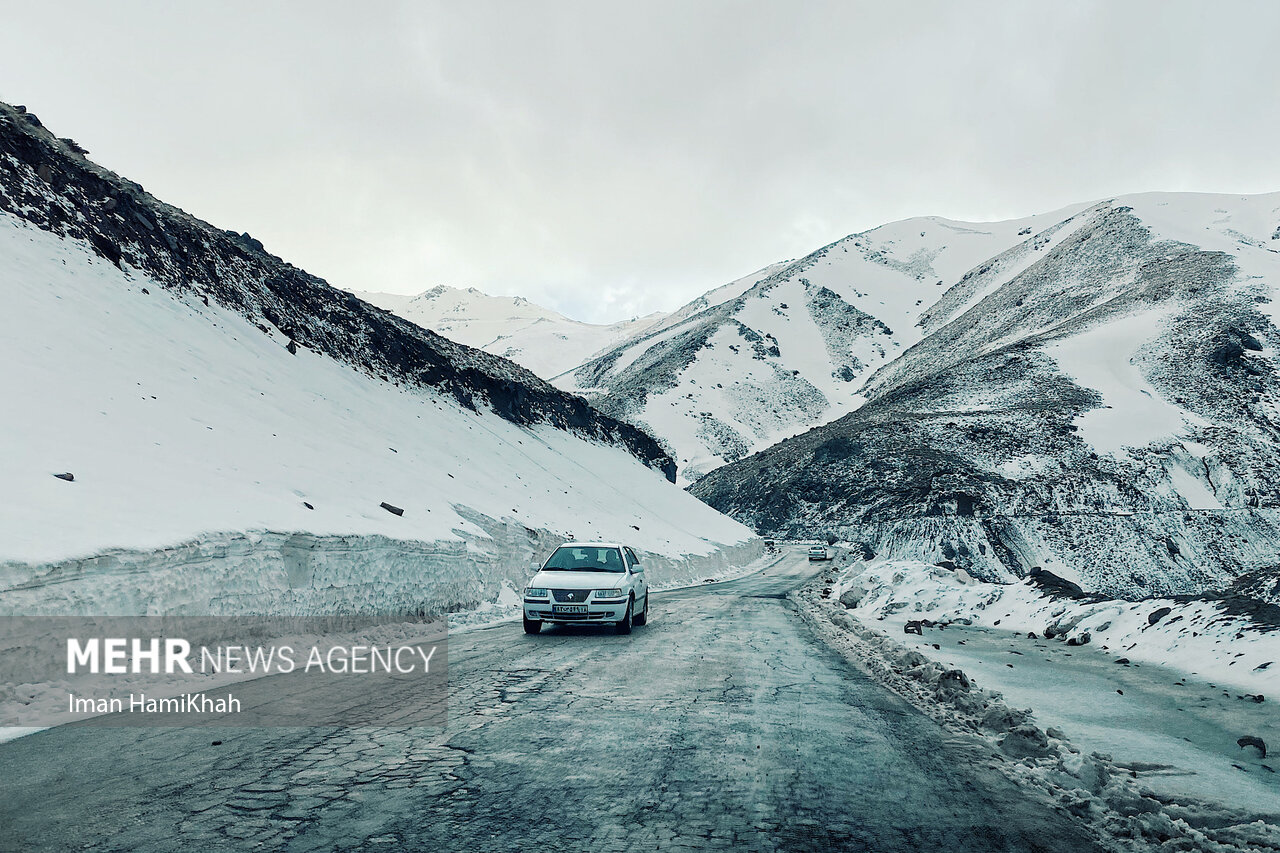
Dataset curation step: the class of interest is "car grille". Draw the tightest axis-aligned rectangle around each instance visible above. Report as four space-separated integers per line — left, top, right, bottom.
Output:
552 589 590 603
533 611 611 621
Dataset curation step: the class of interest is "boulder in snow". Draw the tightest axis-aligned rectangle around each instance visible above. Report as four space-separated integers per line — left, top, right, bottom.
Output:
980 705 1030 734
999 724 1052 759
1237 735 1267 758
936 669 971 697
838 586 866 608
1028 567 1087 599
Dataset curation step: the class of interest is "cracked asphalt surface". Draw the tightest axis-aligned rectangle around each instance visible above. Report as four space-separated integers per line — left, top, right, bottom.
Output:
0 551 1104 852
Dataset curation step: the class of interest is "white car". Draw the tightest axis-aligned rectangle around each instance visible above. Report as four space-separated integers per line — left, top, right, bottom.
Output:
523 542 649 635
807 544 831 561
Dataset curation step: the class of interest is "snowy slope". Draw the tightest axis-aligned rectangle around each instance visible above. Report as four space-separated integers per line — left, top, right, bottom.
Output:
0 101 757 630
354 285 665 379
694 192 1280 599
801 562 1280 849
557 205 1088 483
0 213 750 564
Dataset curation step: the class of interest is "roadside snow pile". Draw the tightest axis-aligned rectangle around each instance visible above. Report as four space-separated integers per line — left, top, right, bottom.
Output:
844 560 1278 695
796 566 1280 852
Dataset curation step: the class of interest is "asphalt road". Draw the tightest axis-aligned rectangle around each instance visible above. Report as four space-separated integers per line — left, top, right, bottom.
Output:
0 551 1104 852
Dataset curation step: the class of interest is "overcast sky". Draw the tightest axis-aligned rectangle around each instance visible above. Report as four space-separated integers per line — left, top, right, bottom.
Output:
3 2 1278 322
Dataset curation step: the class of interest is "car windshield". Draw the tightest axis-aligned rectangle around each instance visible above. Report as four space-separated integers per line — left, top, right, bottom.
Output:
542 546 626 573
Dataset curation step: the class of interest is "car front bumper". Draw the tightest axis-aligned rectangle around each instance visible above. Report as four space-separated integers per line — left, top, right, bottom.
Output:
523 599 626 623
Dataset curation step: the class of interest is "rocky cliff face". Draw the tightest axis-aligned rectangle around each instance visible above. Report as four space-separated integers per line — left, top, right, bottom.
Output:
0 101 675 481
691 194 1280 598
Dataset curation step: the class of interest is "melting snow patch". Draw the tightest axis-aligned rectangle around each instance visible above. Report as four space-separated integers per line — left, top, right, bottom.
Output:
1046 308 1207 456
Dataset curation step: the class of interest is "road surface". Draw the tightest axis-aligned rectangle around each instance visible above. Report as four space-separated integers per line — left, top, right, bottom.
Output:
0 551 1103 852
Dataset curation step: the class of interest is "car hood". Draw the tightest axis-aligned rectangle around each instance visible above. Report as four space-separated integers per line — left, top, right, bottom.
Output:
530 570 628 590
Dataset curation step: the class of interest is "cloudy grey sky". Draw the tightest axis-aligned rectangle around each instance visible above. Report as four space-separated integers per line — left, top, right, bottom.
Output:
3 1 1278 322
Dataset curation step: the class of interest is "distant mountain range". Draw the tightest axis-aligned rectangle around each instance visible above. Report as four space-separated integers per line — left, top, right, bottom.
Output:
555 206 1093 483
691 192 1280 599
353 286 666 379
384 190 1280 603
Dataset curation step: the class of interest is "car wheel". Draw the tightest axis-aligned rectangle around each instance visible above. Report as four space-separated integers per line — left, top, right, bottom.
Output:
633 593 648 626
523 616 542 634
615 597 633 635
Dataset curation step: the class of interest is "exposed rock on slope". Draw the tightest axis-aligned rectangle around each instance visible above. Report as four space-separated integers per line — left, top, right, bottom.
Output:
0 101 674 481
692 193 1280 598
557 205 1087 483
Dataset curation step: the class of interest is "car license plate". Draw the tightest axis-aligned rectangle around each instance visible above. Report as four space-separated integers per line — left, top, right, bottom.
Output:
553 605 587 614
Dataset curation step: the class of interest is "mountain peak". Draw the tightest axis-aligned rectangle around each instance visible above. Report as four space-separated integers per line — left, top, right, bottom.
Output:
353 285 667 378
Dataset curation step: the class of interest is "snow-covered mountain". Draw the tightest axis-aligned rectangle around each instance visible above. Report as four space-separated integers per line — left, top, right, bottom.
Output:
354 285 665 379
557 205 1088 483
692 191 1280 599
0 101 756 627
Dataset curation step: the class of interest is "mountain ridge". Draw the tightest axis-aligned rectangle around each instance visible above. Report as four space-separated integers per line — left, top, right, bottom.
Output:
0 100 676 481
690 191 1280 598
555 203 1091 483
352 284 665 379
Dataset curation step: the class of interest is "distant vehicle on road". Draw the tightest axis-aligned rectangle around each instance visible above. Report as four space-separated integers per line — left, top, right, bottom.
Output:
807 544 831 561
523 542 649 635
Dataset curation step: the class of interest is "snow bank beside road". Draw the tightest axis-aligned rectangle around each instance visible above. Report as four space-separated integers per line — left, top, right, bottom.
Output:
0 517 763 674
844 560 1278 695
797 564 1280 852
0 533 764 737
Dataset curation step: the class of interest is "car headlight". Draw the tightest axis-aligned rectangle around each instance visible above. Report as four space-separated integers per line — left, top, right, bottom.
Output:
595 589 623 598
525 587 549 598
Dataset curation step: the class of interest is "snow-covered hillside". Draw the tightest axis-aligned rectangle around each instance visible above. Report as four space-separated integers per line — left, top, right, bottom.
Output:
557 205 1087 483
0 101 757 628
693 192 1280 600
354 285 664 379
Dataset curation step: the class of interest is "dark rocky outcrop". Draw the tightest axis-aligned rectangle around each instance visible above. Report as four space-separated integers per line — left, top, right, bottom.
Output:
1028 568 1089 600
0 101 675 482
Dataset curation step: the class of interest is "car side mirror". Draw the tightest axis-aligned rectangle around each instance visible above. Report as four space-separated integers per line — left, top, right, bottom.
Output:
631 563 644 573
530 564 542 573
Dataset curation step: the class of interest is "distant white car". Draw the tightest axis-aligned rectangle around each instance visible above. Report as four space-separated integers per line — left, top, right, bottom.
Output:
807 544 831 561
523 542 649 635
